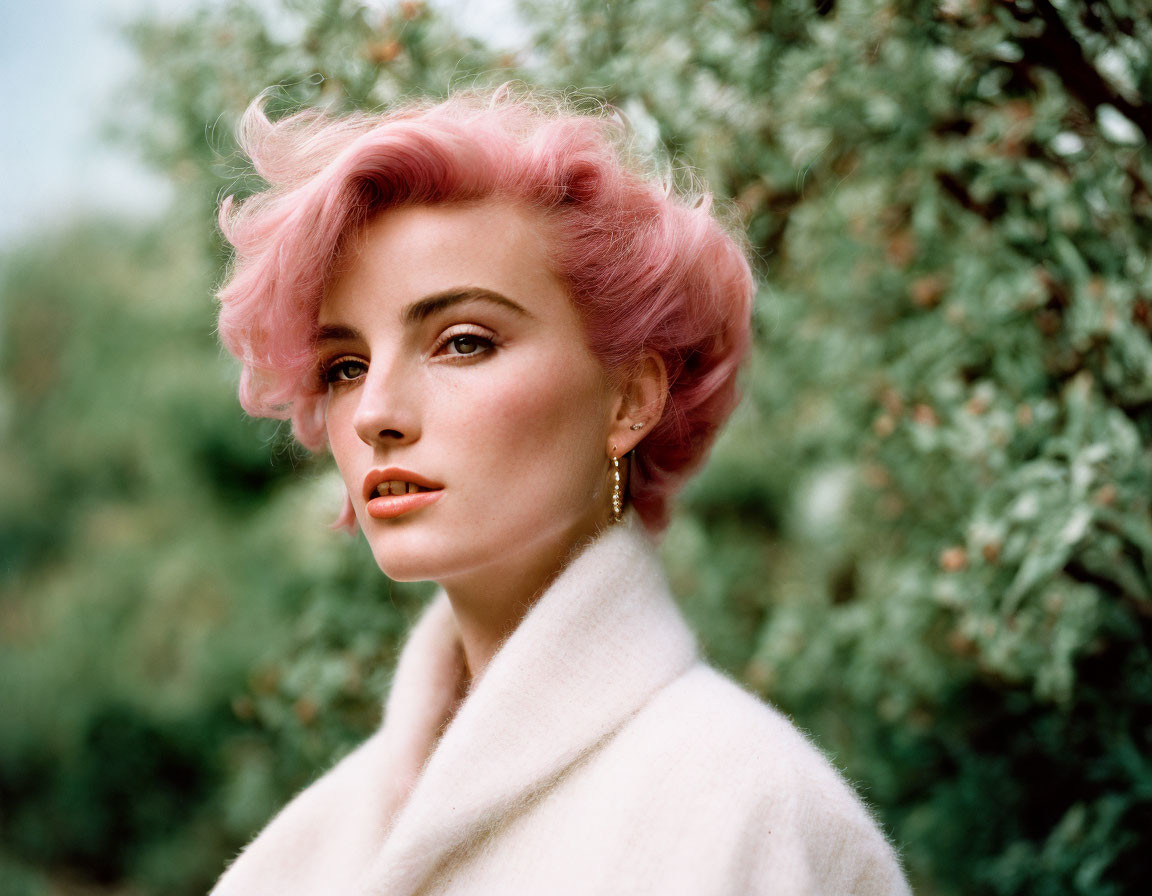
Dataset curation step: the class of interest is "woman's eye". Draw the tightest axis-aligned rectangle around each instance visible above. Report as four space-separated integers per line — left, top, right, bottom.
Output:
325 358 367 383
438 332 495 358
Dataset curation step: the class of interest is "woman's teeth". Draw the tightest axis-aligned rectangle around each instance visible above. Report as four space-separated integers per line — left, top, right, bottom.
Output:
375 481 430 497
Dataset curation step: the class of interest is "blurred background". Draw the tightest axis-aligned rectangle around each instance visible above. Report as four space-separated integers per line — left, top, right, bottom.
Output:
2 0 1150 893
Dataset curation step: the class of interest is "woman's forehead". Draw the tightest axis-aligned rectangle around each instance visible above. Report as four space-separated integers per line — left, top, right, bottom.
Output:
319 200 569 326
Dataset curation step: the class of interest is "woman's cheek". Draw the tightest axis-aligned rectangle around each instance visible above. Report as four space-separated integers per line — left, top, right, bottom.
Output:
466 354 605 501
324 399 350 451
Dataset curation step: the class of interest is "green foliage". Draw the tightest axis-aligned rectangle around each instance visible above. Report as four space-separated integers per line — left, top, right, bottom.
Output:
0 219 427 892
3 0 1150 893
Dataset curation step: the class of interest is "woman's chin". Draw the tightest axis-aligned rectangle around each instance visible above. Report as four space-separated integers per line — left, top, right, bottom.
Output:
365 529 459 583
370 549 442 584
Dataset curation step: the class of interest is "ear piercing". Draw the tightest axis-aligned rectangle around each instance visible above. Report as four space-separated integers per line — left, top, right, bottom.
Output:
629 422 645 431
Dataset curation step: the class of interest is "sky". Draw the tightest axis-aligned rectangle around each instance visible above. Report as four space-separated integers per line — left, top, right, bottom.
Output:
0 0 179 248
0 0 525 250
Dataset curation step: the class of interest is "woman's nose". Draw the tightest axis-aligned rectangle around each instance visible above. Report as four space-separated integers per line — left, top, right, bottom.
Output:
351 361 420 447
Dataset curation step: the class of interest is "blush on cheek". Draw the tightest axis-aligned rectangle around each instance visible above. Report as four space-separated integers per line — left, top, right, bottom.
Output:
473 354 609 510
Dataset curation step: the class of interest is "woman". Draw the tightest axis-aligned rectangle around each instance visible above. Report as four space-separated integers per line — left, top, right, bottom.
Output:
210 89 911 895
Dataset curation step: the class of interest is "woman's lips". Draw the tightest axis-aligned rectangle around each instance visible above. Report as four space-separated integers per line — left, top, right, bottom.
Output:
363 468 443 504
365 488 444 520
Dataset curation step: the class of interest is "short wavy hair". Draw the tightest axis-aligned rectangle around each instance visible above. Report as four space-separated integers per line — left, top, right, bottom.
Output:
216 88 754 532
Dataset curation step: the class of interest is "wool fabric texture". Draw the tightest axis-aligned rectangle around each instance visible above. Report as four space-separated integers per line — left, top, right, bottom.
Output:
212 512 912 895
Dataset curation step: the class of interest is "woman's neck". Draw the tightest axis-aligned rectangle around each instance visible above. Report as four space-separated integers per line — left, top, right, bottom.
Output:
439 510 611 685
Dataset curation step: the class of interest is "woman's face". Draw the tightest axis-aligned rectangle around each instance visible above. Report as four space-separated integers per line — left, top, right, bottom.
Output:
318 200 621 585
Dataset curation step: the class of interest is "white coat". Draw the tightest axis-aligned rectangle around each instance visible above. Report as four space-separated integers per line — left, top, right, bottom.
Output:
212 511 912 895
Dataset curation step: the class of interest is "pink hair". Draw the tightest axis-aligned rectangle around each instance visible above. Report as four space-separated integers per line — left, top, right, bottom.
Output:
217 89 754 532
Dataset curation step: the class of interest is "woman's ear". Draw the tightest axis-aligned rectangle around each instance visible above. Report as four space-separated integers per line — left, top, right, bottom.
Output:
607 351 668 456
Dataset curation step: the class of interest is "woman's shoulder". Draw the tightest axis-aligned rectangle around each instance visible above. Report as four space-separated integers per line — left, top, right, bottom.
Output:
210 729 394 895
609 661 912 894
650 663 853 783
634 662 886 817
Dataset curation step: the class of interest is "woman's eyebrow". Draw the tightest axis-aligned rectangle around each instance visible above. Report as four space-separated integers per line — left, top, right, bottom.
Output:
315 288 533 345
314 323 361 346
402 287 533 325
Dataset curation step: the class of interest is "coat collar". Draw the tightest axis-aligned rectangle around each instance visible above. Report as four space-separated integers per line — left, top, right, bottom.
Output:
358 510 699 895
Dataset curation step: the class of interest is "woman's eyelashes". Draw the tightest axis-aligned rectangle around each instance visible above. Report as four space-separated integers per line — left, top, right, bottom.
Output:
431 325 497 359
324 355 367 384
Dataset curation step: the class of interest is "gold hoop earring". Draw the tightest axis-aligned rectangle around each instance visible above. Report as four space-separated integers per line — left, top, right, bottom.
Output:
611 448 623 524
